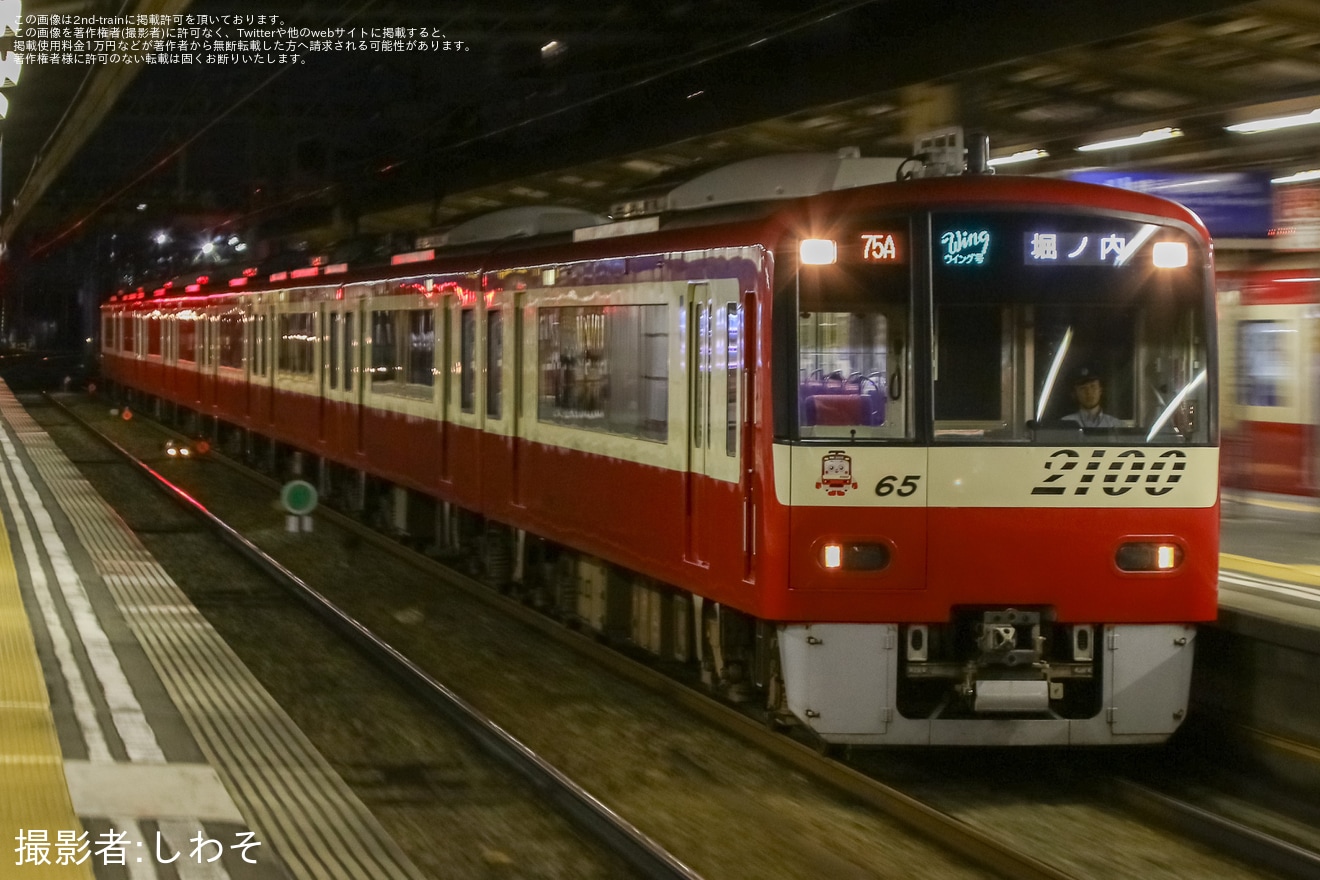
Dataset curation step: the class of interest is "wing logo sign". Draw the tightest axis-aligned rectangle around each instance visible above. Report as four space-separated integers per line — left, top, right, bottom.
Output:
1031 448 1187 496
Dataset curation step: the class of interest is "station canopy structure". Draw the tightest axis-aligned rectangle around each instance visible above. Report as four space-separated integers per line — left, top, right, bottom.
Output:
1 0 1319 329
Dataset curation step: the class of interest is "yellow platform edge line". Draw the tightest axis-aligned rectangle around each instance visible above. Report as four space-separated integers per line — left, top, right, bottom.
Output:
0 446 96 878
1222 491 1320 514
1220 552 1320 589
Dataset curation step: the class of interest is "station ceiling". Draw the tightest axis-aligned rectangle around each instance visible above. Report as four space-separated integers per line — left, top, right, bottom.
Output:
3 0 1320 271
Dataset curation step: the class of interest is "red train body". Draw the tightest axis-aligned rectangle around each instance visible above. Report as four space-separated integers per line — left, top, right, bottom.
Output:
102 156 1219 745
1216 267 1320 496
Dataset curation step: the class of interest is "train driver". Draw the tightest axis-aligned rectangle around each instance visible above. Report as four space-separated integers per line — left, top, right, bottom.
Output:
1062 366 1123 429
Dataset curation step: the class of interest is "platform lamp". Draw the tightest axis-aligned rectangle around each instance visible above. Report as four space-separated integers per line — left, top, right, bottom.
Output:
0 0 19 214
0 0 20 36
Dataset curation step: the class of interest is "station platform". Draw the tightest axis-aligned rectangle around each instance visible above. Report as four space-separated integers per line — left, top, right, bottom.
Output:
1220 490 1320 637
0 380 427 879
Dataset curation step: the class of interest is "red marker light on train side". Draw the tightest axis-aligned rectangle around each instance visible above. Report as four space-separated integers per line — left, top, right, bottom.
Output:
1116 542 1183 572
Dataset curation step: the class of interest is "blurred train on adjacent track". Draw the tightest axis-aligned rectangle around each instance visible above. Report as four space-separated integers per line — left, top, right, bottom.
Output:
100 144 1219 746
1216 259 1320 498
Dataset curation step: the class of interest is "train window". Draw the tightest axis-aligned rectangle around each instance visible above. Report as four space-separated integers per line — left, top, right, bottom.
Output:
460 309 476 413
796 258 911 441
122 315 135 354
408 309 435 387
537 304 668 442
370 309 399 385
931 210 1211 445
146 315 163 357
217 315 244 369
278 312 316 376
369 308 435 394
1237 320 1294 407
487 309 503 419
177 315 198 363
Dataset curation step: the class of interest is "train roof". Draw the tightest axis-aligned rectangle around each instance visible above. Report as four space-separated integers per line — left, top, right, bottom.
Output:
109 156 1212 306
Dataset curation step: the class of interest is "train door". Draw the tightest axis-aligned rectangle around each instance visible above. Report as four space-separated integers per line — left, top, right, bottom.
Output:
687 280 748 573
435 294 449 477
242 305 253 421
348 301 364 454
256 302 275 432
190 310 200 408
734 296 754 581
326 306 342 452
488 294 517 506
202 307 217 414
687 285 713 565
685 283 748 560
318 302 328 443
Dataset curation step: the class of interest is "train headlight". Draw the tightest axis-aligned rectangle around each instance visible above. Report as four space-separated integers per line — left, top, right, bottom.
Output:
1115 542 1183 572
800 238 838 265
819 542 890 571
164 440 193 459
1152 241 1188 268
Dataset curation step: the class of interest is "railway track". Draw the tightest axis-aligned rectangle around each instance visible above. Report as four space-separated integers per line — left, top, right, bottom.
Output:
36 395 680 879
97 427 703 880
1113 777 1320 880
39 389 1316 880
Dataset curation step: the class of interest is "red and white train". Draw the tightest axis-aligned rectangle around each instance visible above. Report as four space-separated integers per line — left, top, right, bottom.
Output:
1215 263 1320 497
101 149 1219 745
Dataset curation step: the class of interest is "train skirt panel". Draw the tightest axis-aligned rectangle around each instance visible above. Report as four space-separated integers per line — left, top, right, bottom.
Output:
780 622 1194 745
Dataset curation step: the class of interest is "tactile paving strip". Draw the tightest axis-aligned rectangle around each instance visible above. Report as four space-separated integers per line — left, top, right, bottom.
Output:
0 433 95 878
0 384 427 880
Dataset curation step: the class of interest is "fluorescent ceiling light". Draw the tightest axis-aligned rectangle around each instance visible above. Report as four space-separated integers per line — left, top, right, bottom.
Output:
987 149 1049 168
0 0 18 37
0 51 21 88
1076 127 1182 152
1272 169 1320 185
1227 109 1320 134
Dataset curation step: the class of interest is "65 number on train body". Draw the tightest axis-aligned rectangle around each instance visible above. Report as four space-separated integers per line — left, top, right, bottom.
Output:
875 474 921 497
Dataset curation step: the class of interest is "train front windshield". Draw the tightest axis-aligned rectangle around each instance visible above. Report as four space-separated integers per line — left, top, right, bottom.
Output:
790 209 1213 445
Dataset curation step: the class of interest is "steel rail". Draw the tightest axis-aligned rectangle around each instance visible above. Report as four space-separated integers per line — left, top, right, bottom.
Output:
49 394 703 880
1112 778 1320 880
54 392 1077 880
